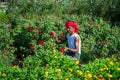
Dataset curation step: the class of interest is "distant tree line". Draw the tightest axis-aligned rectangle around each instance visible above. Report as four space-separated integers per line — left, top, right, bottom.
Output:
2 0 120 24
0 0 8 2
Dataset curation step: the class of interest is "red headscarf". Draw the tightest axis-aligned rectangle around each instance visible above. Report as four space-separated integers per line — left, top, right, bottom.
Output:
65 21 79 33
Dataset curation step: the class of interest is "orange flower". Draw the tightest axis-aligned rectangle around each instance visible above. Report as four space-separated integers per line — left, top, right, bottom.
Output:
93 75 97 78
56 68 61 72
45 71 48 77
75 60 79 65
87 73 92 78
72 57 77 61
117 68 120 71
109 61 114 65
12 65 19 69
76 70 82 75
68 68 73 72
54 56 58 58
107 73 112 78
64 78 69 80
53 49 57 53
2 73 6 77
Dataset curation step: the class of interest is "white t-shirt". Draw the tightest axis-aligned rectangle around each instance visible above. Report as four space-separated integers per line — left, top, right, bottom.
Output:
66 33 81 54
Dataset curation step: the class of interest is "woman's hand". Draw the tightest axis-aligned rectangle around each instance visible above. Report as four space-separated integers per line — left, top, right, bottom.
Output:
65 47 68 51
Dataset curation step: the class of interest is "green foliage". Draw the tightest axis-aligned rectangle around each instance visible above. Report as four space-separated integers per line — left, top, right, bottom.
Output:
80 57 120 79
0 52 119 79
0 0 120 79
3 0 120 22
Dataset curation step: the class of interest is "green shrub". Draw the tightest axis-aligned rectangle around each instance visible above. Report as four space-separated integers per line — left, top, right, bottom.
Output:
80 56 120 80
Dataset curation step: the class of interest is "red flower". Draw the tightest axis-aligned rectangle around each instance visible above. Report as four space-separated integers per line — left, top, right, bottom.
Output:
60 33 63 37
3 50 9 53
29 45 34 50
8 26 12 31
50 31 55 35
38 40 44 45
59 47 65 54
88 19 93 25
28 26 34 31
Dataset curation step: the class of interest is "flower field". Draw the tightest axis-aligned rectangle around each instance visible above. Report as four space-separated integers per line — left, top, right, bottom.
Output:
0 0 120 80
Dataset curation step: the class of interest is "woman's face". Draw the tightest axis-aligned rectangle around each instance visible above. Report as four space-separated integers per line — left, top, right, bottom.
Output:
66 26 74 34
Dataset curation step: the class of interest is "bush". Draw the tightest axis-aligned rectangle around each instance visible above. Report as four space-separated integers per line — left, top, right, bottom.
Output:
0 1 120 79
80 56 120 80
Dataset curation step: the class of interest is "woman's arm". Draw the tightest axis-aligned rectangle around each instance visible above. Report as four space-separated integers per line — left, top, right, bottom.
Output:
54 35 67 43
52 31 67 43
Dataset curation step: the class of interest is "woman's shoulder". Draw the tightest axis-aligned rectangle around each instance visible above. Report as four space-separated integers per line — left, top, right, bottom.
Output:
74 33 79 37
74 33 81 40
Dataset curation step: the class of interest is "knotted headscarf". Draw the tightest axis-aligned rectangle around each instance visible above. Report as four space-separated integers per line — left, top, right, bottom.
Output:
65 21 79 33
